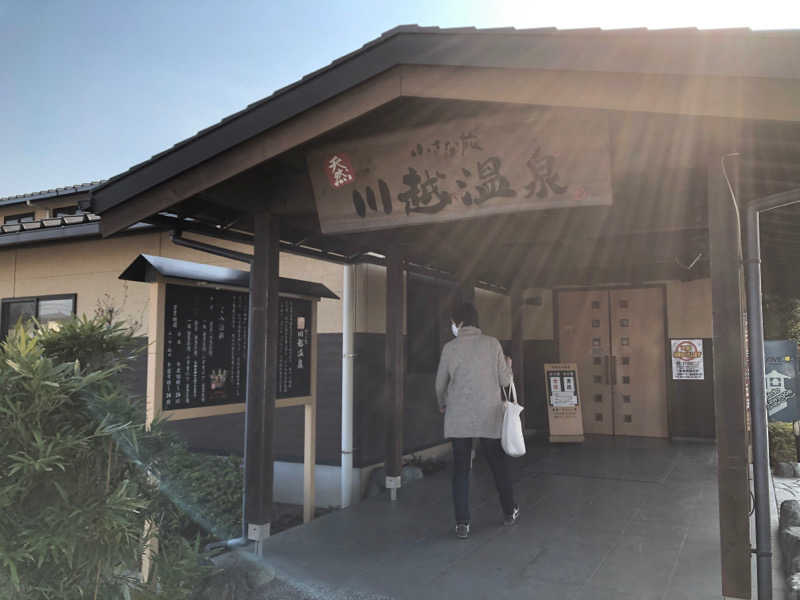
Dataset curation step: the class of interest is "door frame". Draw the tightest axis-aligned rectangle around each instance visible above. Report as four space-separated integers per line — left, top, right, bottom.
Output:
553 284 671 438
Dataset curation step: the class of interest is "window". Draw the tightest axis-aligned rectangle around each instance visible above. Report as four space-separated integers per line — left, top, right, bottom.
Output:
4 212 35 224
53 205 86 217
1 294 76 339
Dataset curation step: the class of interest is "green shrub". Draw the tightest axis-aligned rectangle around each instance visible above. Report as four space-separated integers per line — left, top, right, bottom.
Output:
769 421 797 465
0 316 241 599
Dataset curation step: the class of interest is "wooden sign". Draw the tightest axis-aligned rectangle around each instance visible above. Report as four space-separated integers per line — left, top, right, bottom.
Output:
162 285 314 410
544 362 585 443
277 297 313 399
307 108 613 234
163 284 249 410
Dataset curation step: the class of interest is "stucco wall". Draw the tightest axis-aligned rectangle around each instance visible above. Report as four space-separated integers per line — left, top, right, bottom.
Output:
0 231 346 335
521 288 555 341
666 278 713 339
474 287 511 340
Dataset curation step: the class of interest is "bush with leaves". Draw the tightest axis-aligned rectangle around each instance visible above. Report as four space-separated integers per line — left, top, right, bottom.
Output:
769 421 797 466
0 317 242 599
763 294 800 343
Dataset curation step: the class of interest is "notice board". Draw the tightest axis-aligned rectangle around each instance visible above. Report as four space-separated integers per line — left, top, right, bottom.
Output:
765 340 799 422
544 363 585 443
162 284 313 410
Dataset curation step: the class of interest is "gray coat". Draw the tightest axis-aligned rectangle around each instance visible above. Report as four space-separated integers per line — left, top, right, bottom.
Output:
435 326 513 439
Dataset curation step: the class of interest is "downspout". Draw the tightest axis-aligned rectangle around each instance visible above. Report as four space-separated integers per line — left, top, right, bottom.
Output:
742 186 800 600
170 230 253 264
341 264 355 507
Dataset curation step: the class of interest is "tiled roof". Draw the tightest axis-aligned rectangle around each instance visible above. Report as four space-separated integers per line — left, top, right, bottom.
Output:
0 181 104 207
0 212 101 235
90 24 800 215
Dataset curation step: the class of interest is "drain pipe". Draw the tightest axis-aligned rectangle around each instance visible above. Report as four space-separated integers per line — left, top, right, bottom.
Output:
341 264 355 508
743 186 800 600
170 230 253 264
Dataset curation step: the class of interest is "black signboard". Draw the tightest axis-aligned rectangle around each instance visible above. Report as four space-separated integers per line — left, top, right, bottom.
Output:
277 297 313 399
765 340 800 422
162 284 314 410
163 284 249 410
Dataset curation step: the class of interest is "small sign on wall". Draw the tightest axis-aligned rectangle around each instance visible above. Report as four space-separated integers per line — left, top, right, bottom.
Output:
671 339 705 380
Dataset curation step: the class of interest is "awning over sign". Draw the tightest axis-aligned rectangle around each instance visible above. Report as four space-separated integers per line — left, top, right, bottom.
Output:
119 254 339 299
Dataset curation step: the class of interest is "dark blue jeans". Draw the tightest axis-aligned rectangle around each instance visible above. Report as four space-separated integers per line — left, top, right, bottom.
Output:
451 437 515 525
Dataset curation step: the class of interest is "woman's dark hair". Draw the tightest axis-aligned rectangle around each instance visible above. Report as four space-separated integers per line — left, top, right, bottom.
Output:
452 301 479 327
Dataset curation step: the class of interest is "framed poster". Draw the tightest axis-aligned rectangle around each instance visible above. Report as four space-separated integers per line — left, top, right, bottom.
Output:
671 339 705 381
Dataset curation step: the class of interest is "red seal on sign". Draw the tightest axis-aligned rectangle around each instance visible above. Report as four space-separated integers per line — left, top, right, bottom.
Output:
326 153 355 189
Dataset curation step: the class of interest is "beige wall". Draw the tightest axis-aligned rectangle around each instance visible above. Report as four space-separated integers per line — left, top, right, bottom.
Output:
352 262 409 335
0 231 346 336
474 288 511 340
515 280 712 343
666 278 713 339
521 288 555 341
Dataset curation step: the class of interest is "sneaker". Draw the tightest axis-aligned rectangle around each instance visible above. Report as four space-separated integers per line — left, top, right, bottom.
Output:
455 523 470 539
504 506 520 526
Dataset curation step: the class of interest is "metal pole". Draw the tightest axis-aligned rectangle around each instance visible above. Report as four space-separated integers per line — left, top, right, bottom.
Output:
742 186 800 599
341 264 355 508
743 203 772 600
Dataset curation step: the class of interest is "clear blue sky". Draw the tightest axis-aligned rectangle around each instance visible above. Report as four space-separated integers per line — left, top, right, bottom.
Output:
1 0 797 198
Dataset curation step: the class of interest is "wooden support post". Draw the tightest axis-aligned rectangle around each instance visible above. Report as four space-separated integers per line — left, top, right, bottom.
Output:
510 283 526 430
384 250 405 500
145 278 166 430
243 212 280 551
707 155 752 598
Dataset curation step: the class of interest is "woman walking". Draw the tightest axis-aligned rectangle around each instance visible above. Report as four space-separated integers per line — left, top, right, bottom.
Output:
435 301 519 539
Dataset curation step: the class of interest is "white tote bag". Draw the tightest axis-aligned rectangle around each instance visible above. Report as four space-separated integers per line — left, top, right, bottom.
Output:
501 381 526 457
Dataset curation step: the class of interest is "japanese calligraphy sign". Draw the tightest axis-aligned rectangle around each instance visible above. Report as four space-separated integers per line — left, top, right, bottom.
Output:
544 363 584 443
162 285 314 411
277 297 313 399
765 340 799 421
163 284 249 410
671 339 705 381
307 108 613 234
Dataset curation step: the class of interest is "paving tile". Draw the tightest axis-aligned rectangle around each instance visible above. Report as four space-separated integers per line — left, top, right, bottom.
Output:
588 533 684 595
259 438 726 600
521 530 619 584
571 585 664 600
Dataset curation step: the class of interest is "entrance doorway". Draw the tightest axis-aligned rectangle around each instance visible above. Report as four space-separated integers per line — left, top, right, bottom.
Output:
556 287 668 438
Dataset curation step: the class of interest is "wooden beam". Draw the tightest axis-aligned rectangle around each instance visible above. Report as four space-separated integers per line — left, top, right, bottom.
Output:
98 68 403 236
384 249 405 499
707 153 752 599
243 212 280 548
400 64 800 123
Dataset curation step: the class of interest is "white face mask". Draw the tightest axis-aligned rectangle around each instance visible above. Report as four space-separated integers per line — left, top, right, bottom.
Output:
451 322 460 337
